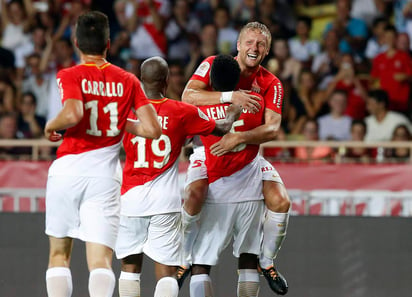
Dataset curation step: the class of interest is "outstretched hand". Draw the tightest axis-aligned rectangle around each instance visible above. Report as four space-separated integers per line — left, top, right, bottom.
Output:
231 90 261 113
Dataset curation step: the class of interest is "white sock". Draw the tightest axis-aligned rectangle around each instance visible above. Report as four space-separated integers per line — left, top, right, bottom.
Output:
181 207 200 267
46 267 73 297
237 269 260 297
259 209 289 268
88 268 115 297
119 271 141 297
154 276 179 297
190 274 213 297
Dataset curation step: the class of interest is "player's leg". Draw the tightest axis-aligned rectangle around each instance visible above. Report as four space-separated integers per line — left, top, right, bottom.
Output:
189 202 235 297
260 158 290 295
45 175 83 297
144 213 181 296
233 201 264 297
119 254 143 297
46 236 74 297
238 254 260 297
154 263 179 297
85 242 116 297
180 147 209 284
115 214 150 297
190 265 214 297
79 178 121 297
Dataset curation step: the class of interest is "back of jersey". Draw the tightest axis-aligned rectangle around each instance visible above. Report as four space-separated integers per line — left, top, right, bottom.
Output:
122 99 215 194
56 62 148 158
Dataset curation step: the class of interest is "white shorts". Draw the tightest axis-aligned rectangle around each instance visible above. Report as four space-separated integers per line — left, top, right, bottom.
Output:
192 201 264 266
115 213 182 266
45 176 121 249
185 147 283 188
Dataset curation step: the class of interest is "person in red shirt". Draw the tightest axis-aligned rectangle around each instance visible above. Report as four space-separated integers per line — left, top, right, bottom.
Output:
44 11 161 297
181 22 290 296
115 56 241 297
371 25 412 113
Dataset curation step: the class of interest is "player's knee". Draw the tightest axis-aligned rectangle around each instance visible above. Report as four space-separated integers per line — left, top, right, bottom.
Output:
264 183 290 213
238 253 258 270
191 264 211 275
184 180 208 214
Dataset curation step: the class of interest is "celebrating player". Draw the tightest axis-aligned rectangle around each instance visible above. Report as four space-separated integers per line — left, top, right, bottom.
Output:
44 11 161 297
181 22 290 295
115 56 241 297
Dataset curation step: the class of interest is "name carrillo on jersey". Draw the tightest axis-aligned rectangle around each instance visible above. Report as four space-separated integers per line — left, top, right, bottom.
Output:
81 79 124 97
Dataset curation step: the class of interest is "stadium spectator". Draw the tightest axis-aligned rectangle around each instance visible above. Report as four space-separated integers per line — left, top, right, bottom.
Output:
0 112 30 158
325 53 368 120
165 62 185 101
266 38 302 88
350 0 385 26
324 0 368 58
0 0 35 53
396 32 411 54
14 26 47 82
184 23 218 80
318 90 352 141
312 29 341 90
286 70 325 134
385 124 412 162
294 118 334 162
127 0 171 60
0 74 17 113
365 17 389 60
51 0 88 42
22 53 50 118
364 90 412 142
17 91 45 139
165 0 201 61
214 5 238 55
344 119 373 163
288 15 320 65
370 25 412 113
256 0 296 39
397 0 412 50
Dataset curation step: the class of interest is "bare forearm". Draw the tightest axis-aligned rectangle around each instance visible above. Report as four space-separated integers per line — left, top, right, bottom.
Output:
236 123 279 145
46 111 80 132
148 5 164 31
182 88 222 106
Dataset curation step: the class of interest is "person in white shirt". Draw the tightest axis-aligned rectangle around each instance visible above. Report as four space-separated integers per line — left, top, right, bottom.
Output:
365 89 412 142
288 16 320 64
318 90 352 140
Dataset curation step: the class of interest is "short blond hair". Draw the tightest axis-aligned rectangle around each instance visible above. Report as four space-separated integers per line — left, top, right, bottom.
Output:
238 22 272 49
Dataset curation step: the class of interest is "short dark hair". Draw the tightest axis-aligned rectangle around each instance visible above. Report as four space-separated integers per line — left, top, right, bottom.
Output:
22 91 37 105
372 16 387 29
368 89 389 108
297 16 312 29
210 55 240 92
351 119 366 131
75 11 109 55
384 24 397 34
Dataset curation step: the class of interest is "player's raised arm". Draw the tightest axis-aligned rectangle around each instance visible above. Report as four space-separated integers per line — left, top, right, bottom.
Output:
44 99 83 141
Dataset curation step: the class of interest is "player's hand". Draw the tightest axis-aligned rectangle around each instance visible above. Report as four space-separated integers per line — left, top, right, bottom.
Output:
45 130 62 142
231 90 261 114
210 133 240 156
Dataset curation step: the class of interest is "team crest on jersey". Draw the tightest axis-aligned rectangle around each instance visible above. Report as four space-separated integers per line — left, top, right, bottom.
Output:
194 61 210 77
197 108 210 121
251 78 261 93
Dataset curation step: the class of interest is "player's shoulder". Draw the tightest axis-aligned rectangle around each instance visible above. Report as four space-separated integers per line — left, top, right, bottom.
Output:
257 65 280 83
192 55 217 78
164 98 198 112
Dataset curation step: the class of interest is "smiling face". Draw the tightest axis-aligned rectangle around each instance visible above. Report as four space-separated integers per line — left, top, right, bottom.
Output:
237 28 270 71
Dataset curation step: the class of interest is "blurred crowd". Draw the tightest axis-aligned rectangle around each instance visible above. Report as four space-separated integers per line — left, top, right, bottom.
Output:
1 0 412 163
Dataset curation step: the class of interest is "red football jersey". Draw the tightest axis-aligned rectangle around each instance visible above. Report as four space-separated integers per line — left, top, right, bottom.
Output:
190 55 284 114
200 96 265 183
122 98 216 194
371 50 412 112
56 62 149 158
